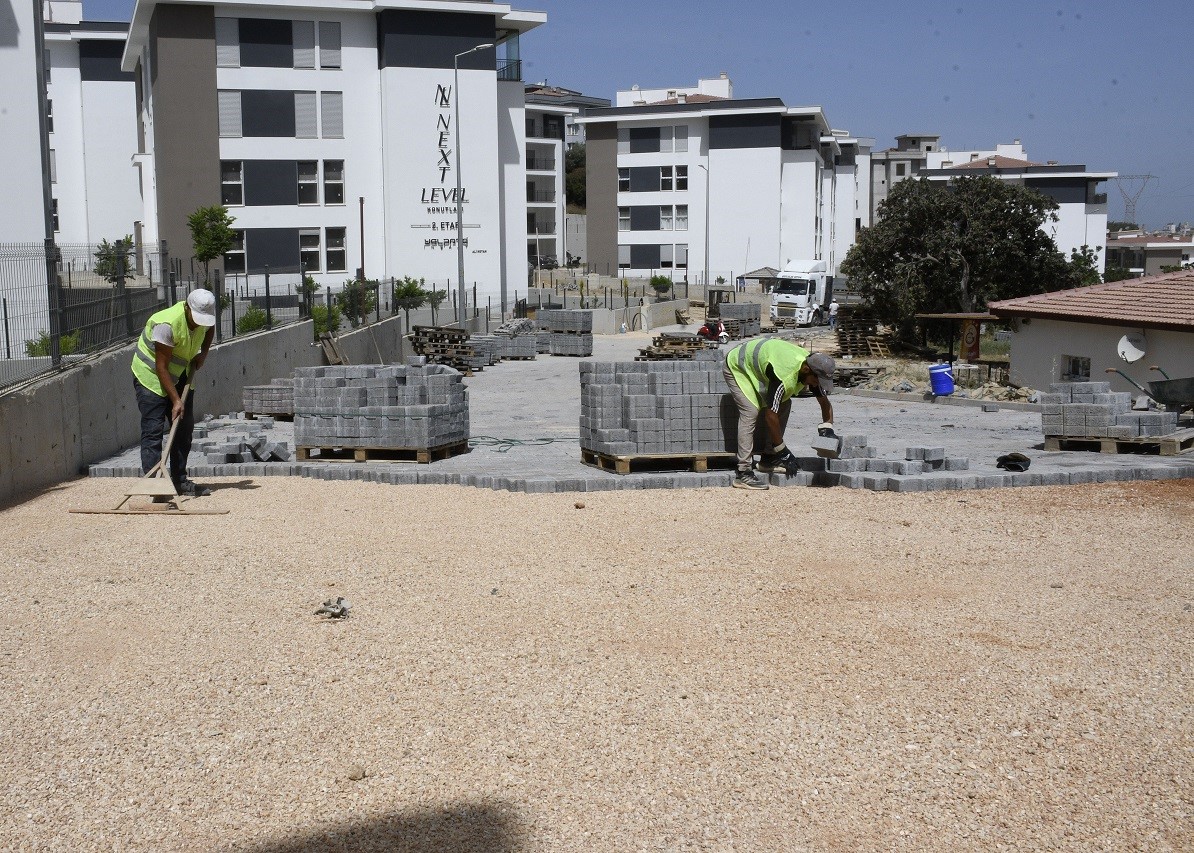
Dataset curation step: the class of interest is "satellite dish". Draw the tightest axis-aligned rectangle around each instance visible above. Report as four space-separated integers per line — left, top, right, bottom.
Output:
1117 333 1147 363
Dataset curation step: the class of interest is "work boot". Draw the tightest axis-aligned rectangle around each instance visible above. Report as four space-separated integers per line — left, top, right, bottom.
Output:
175 478 211 498
732 469 769 490
756 453 798 474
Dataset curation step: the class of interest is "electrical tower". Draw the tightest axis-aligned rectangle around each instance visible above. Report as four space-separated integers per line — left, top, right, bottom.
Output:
1113 175 1157 225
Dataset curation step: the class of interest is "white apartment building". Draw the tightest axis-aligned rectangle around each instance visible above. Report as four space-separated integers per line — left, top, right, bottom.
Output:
524 83 610 150
523 98 575 267
577 76 870 285
122 0 549 308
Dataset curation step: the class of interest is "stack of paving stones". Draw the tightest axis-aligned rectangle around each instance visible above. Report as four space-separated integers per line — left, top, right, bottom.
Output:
191 415 292 464
539 309 595 357
242 378 295 419
824 442 970 491
293 363 468 451
718 302 762 338
1041 381 1180 438
491 319 539 360
469 336 502 366
579 360 727 456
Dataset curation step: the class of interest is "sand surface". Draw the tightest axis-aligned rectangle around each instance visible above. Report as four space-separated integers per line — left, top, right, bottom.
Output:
1 476 1191 851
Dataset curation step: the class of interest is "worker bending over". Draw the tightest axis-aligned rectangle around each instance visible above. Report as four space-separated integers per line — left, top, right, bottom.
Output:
130 289 217 497
723 338 835 490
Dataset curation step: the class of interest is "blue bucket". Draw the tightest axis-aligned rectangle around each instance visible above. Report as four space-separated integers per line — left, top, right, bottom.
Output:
929 363 955 396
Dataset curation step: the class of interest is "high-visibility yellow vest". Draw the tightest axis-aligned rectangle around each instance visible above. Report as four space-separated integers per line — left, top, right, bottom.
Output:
130 301 205 396
726 338 810 409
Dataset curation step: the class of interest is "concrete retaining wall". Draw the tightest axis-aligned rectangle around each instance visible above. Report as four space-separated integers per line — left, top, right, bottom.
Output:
0 314 410 506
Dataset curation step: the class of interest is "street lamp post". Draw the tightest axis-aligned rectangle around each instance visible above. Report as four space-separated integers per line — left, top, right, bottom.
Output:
697 163 711 290
454 43 494 329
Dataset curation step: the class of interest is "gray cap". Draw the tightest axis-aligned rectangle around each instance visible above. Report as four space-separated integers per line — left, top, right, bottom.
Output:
804 352 835 395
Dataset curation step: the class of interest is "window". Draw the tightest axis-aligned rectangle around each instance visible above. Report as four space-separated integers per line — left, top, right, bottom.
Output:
674 126 688 153
215 17 239 67
618 245 631 267
321 91 343 138
44 49 51 82
1063 355 1091 381
224 230 245 273
660 244 673 268
676 165 688 191
46 99 53 133
49 149 56 184
676 244 688 268
660 166 673 191
660 125 688 153
218 90 242 137
318 22 342 69
660 206 673 231
323 160 344 204
675 204 688 231
300 229 321 272
895 163 906 177
295 91 317 138
51 198 59 232
293 21 315 68
325 227 346 272
220 161 243 205
618 207 630 231
617 127 629 155
526 117 535 137
296 161 319 204
618 168 629 192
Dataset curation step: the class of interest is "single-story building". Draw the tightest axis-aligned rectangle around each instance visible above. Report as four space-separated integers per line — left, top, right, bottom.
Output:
989 270 1194 395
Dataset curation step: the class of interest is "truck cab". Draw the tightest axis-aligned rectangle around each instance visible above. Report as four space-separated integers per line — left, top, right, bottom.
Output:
770 260 830 326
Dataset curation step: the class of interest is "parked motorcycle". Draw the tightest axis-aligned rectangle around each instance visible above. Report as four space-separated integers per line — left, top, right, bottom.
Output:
696 316 730 345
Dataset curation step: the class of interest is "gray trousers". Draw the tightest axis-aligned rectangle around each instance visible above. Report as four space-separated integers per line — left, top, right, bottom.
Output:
722 365 790 471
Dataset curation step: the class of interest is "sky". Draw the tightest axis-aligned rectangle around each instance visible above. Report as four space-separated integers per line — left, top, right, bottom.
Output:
83 0 1192 229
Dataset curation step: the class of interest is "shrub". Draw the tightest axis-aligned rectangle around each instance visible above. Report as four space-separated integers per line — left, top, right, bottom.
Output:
24 329 82 357
336 279 378 328
236 305 268 334
311 303 342 338
650 275 673 295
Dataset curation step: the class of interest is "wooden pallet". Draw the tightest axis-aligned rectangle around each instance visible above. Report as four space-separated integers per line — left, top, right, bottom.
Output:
1044 428 1194 456
296 441 469 464
866 336 893 358
581 448 736 475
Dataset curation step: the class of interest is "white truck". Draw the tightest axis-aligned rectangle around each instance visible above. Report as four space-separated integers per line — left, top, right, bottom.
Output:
770 260 831 326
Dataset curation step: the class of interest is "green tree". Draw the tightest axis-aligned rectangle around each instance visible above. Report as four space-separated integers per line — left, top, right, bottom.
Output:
650 275 673 298
94 235 134 284
564 143 586 211
840 176 1087 339
1102 266 1136 282
187 205 237 284
311 303 343 339
1107 221 1139 232
391 276 430 328
236 305 268 334
335 279 378 328
1068 246 1103 287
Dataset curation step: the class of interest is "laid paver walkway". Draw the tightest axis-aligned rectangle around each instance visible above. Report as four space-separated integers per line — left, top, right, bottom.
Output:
90 330 1194 492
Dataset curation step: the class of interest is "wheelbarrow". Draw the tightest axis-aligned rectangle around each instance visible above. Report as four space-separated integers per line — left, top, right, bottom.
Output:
1105 366 1194 415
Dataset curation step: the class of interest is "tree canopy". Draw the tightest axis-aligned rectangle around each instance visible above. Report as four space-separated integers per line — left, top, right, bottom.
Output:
187 205 237 283
564 143 586 210
840 176 1094 338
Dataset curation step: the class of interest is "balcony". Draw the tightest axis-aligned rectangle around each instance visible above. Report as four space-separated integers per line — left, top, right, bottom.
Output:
498 59 522 82
526 157 556 171
527 190 556 203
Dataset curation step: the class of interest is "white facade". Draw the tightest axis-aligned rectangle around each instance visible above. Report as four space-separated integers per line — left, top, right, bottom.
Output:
523 101 575 267
124 0 547 308
580 87 866 286
616 73 733 107
0 0 52 244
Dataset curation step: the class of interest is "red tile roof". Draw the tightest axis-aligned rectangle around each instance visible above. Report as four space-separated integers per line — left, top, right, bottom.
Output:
950 155 1043 169
989 269 1194 332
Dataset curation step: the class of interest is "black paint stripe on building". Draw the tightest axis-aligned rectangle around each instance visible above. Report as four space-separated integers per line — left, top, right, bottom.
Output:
629 166 660 193
241 90 296 137
629 127 660 154
630 244 661 269
238 18 293 68
710 113 782 149
243 161 299 206
245 228 300 271
79 40 135 81
630 206 660 232
377 10 496 70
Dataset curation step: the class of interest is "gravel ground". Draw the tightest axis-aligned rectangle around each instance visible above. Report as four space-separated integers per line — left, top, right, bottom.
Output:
2 477 1191 852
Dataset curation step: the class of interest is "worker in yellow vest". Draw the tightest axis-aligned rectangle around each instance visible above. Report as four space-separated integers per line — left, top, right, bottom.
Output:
130 289 217 496
723 338 835 490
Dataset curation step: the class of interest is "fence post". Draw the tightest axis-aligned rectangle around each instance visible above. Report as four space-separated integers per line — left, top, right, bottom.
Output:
43 239 62 367
473 284 478 318
486 296 491 333
213 268 224 343
118 242 136 338
325 287 333 336
2 298 10 359
264 266 273 329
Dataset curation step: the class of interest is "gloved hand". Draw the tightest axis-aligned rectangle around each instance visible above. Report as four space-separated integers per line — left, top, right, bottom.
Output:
770 442 800 475
817 422 837 438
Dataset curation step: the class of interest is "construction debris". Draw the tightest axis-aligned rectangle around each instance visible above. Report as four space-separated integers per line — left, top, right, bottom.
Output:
314 597 351 619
